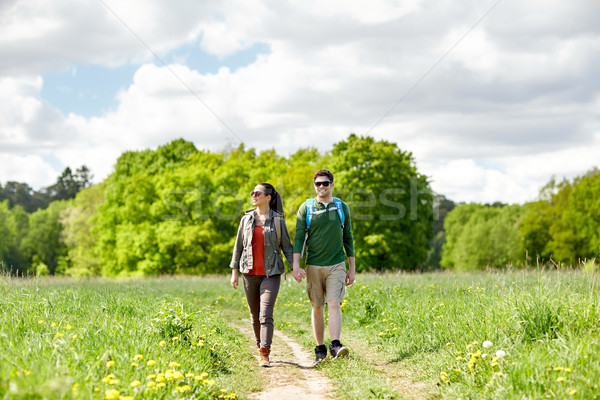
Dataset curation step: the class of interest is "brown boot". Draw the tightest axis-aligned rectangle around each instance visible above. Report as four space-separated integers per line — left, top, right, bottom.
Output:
259 347 271 367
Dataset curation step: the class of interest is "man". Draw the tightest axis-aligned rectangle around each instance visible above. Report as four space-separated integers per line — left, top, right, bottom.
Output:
292 169 355 365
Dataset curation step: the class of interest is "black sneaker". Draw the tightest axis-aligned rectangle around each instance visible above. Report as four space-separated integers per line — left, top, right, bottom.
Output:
329 340 349 358
314 344 327 365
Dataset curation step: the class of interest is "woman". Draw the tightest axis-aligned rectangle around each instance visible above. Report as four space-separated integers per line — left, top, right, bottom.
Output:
229 183 294 367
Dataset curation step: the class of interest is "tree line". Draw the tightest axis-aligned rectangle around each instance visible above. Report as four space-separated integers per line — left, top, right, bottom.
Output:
4 135 596 276
441 168 600 270
0 166 92 212
1 135 436 276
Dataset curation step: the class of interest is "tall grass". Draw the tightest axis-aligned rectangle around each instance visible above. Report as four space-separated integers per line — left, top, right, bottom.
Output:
273 269 600 399
3 270 599 399
0 277 256 399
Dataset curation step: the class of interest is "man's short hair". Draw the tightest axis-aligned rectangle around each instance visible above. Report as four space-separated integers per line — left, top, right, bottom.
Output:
313 169 334 182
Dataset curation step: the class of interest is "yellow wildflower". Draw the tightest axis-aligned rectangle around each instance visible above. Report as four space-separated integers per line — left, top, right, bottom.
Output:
130 380 141 388
569 389 577 395
147 360 156 367
106 360 116 368
157 382 166 388
51 322 57 327
159 340 166 346
55 332 64 338
440 372 450 383
133 354 143 361
147 381 156 388
104 389 120 400
186 372 194 378
38 320 44 325
66 324 72 330
556 377 565 382
169 361 180 368
131 362 138 368
71 334 78 339
176 385 191 393
72 383 79 391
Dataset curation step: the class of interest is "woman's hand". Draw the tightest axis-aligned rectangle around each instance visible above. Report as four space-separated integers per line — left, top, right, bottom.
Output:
230 269 239 289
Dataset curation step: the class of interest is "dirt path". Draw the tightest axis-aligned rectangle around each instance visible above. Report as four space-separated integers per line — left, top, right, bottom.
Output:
343 333 433 400
233 322 333 400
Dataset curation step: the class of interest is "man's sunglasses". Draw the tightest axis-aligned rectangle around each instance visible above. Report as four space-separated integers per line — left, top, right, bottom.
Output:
250 191 265 197
314 181 331 187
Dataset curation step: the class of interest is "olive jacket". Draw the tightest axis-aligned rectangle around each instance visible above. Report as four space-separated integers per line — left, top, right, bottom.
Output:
229 209 294 276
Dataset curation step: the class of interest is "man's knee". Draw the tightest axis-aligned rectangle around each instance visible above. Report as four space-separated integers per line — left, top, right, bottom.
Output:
327 300 341 310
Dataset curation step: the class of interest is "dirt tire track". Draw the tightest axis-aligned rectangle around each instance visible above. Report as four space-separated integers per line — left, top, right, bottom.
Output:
233 322 333 400
343 333 434 400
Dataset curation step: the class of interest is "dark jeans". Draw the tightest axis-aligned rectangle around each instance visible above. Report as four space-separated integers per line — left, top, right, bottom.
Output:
242 274 281 349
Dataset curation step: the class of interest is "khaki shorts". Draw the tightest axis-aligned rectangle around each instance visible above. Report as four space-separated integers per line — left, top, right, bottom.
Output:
306 262 347 307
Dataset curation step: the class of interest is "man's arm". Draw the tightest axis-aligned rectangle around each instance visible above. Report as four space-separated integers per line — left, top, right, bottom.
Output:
345 256 355 286
292 253 305 282
342 203 355 286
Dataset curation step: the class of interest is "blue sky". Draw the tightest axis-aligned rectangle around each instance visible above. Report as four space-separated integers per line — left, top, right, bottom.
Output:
41 42 271 118
1 0 599 203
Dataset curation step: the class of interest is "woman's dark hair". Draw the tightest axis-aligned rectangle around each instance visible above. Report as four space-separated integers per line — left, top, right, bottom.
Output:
259 183 284 216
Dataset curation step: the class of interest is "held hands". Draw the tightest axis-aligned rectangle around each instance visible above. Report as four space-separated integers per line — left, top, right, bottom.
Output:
292 267 306 283
230 270 239 289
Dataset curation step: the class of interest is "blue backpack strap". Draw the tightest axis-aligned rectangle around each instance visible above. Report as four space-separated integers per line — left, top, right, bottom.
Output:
305 198 315 230
333 197 345 228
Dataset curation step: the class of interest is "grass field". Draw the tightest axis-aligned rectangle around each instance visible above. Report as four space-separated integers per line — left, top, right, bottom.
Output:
2 269 600 399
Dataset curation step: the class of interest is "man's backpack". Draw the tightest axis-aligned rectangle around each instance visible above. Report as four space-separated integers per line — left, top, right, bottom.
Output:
302 198 345 257
306 197 345 229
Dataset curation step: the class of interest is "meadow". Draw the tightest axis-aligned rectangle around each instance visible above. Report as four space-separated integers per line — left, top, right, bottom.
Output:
2 269 599 399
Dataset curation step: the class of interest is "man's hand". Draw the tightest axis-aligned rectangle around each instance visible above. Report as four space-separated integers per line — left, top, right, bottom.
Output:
230 269 239 289
345 269 355 286
292 267 305 283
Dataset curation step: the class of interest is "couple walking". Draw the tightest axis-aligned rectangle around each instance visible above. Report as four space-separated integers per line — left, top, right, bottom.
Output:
229 169 356 367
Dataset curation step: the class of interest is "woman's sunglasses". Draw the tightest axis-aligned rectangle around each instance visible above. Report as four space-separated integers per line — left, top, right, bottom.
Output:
250 191 265 197
314 181 331 187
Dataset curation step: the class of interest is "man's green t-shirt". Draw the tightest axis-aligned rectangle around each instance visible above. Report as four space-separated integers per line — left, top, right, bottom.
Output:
293 198 355 266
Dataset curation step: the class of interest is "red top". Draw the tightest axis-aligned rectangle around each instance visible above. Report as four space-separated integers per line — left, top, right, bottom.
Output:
246 225 265 276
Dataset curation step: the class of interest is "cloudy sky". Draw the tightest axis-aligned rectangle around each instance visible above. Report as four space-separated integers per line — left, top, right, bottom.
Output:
1 0 599 204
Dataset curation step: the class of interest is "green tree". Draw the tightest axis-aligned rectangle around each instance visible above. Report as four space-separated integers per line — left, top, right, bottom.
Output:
442 204 524 271
20 201 69 275
554 169 600 262
45 166 93 201
332 134 434 271
440 203 485 269
1 201 31 274
60 182 106 276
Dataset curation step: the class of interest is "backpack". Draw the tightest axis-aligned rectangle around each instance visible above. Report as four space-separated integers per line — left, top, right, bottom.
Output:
302 197 345 257
306 197 345 229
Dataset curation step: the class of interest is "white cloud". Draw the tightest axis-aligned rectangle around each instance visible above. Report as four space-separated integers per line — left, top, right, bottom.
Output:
0 153 57 189
1 0 599 203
